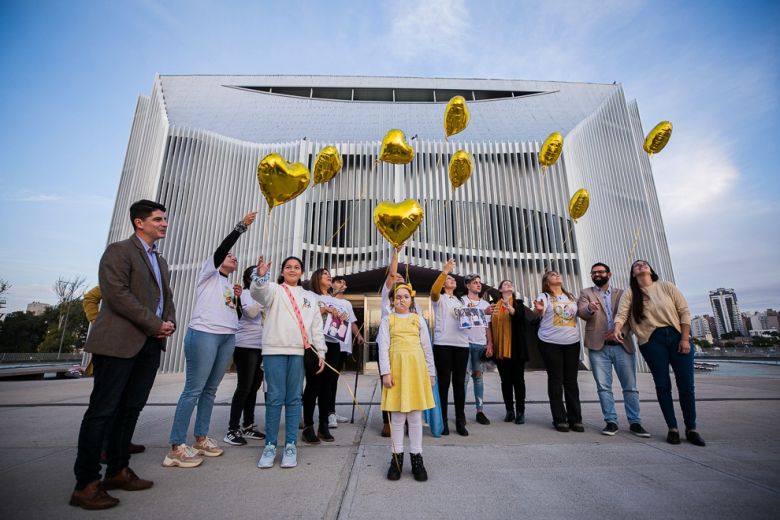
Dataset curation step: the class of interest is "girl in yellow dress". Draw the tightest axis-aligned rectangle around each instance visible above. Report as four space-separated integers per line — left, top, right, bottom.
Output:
378 283 436 481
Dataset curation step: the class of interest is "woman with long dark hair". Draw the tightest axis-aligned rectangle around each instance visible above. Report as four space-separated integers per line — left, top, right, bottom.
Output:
532 270 583 432
223 266 265 446
489 280 533 424
250 256 326 469
301 267 342 444
614 260 704 446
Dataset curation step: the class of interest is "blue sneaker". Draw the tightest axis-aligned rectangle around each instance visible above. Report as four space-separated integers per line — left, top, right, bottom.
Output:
257 443 276 469
280 443 297 468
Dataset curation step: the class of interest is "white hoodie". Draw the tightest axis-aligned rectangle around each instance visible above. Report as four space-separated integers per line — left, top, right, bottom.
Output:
250 276 326 357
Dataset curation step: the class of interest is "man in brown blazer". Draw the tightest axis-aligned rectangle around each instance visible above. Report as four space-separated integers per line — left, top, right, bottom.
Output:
71 200 176 510
577 263 649 438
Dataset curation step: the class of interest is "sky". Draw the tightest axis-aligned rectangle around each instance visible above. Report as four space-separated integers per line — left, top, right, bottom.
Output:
0 0 778 316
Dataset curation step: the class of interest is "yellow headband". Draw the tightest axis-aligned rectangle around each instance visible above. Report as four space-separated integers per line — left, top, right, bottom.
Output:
393 283 416 298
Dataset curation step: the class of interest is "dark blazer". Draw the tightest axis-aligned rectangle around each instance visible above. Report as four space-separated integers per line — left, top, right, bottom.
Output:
576 286 632 353
85 235 175 358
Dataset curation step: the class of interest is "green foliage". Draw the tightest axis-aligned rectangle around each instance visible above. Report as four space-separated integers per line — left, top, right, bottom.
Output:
0 299 88 353
692 337 712 349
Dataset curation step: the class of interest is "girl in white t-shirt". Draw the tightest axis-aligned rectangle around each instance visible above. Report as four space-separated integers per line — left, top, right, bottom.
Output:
165 212 257 469
532 270 583 433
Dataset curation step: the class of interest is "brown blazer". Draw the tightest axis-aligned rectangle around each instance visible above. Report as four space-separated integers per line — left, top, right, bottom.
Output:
576 286 632 353
84 235 175 358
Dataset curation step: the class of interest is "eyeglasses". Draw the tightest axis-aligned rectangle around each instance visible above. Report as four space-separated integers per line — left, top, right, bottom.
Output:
590 270 607 275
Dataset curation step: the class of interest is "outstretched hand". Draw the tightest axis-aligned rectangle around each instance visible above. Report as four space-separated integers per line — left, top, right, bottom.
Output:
243 211 258 226
256 256 272 278
442 258 456 274
533 299 545 314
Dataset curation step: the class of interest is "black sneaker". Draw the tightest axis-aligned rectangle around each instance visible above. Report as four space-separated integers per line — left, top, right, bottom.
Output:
242 424 266 441
455 420 469 436
602 422 619 436
629 423 651 438
475 411 490 425
224 429 247 446
503 410 515 423
301 426 320 444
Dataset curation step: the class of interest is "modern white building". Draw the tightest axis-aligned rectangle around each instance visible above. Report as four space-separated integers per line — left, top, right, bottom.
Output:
709 288 745 338
107 75 674 372
691 315 713 342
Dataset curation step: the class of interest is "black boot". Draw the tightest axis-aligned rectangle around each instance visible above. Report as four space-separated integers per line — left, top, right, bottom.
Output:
301 426 320 444
504 410 515 422
386 453 404 481
410 453 428 482
318 423 334 442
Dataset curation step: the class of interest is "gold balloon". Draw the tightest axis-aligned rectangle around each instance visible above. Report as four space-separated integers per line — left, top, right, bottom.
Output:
256 153 311 211
373 199 424 249
379 129 415 164
448 150 474 189
569 188 590 223
313 146 342 184
643 121 673 155
444 95 470 139
539 132 564 168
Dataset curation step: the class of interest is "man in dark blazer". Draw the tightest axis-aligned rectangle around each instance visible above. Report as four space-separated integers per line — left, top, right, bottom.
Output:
577 262 649 439
70 200 176 510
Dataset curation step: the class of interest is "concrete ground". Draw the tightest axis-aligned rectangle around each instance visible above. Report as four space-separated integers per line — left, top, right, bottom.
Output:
0 365 779 519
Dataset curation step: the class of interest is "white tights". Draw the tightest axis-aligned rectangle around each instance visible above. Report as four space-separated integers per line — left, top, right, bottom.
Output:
389 410 423 454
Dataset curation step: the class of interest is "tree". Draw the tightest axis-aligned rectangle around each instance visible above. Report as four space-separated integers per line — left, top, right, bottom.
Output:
692 337 712 349
36 297 89 354
52 276 86 358
0 309 52 353
0 277 9 320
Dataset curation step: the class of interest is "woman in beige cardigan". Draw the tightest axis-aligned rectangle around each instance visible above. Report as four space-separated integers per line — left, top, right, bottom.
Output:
614 260 705 447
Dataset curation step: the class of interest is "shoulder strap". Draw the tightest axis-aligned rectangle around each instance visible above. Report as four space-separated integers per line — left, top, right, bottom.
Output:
280 284 310 348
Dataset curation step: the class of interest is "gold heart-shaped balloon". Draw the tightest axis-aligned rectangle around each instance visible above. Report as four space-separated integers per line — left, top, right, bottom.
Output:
256 153 311 211
373 200 424 249
643 121 672 155
313 146 343 184
539 132 564 168
379 129 414 165
569 188 590 223
444 95 470 139
448 150 474 189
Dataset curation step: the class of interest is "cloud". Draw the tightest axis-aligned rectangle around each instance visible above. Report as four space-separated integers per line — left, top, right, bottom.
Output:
2 193 61 202
383 0 472 61
0 191 112 206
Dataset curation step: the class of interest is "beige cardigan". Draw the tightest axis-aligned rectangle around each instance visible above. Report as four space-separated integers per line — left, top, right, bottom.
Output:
614 281 691 345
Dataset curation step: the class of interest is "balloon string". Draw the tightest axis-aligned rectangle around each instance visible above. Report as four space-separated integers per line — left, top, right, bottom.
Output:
324 218 350 249
626 225 641 267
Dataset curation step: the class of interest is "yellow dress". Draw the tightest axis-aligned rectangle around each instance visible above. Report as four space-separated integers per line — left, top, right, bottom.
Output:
381 313 435 413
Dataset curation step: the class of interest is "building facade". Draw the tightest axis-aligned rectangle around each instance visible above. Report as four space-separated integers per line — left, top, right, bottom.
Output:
691 315 713 342
709 288 745 338
107 75 674 372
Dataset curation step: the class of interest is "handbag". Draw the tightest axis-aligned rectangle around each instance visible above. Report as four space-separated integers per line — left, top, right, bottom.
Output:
280 283 320 376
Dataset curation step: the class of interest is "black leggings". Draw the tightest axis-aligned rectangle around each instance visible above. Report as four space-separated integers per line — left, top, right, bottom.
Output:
328 351 349 414
228 347 263 431
433 344 470 423
303 341 341 427
495 357 526 414
538 340 582 425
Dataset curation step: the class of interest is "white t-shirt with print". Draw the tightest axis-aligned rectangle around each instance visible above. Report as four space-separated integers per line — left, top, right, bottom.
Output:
536 292 580 344
234 291 263 348
432 294 469 347
188 258 240 335
460 296 492 346
319 294 358 353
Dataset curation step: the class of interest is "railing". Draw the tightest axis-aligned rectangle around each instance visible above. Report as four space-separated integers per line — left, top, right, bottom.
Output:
696 347 780 359
0 353 83 364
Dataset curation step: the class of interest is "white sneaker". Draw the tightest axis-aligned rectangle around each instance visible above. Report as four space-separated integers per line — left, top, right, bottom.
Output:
280 443 297 468
257 443 276 469
327 413 338 429
335 413 349 423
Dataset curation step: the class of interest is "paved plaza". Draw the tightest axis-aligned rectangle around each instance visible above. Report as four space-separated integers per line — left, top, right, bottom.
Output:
1 366 779 519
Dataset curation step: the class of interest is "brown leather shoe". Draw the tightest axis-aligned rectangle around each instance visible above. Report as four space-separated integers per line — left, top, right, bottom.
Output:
128 442 146 454
103 467 153 491
381 423 391 438
69 480 119 510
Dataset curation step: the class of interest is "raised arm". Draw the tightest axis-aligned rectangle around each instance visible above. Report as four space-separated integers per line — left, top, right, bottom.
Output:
430 258 455 303
213 212 257 268
384 248 400 289
249 256 276 308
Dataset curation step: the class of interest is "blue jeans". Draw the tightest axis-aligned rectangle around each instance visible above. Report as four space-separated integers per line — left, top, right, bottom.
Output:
639 327 696 430
464 343 486 411
588 345 641 425
264 354 305 446
169 328 236 445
